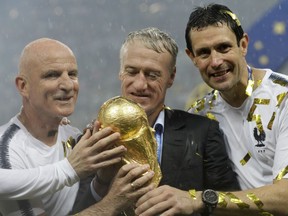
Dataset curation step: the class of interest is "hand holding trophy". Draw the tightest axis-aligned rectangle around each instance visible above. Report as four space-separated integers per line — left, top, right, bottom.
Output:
97 96 162 186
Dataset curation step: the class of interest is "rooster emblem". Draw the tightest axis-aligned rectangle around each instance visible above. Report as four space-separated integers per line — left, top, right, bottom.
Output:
253 127 265 147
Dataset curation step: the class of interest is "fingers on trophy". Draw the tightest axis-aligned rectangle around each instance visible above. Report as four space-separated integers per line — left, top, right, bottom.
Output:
97 96 162 186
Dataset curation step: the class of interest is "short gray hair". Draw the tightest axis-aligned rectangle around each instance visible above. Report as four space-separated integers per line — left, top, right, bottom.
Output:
120 27 178 71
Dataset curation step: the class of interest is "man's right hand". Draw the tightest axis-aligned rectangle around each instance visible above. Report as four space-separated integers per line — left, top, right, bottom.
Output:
67 121 127 179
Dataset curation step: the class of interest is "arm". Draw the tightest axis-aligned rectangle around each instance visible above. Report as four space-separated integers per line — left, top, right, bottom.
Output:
203 97 288 215
71 163 122 213
135 110 288 215
76 163 155 216
189 179 288 216
213 179 288 216
135 179 288 216
1 122 126 201
0 159 78 200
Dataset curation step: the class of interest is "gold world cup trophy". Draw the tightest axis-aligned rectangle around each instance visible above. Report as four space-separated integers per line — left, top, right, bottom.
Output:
97 96 162 186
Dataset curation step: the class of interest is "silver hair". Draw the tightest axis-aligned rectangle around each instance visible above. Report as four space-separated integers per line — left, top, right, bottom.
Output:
120 27 178 72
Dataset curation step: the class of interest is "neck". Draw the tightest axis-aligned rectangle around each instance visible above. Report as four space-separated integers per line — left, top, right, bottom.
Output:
18 108 60 146
219 65 250 107
147 106 164 126
148 115 157 127
220 87 248 107
220 67 265 107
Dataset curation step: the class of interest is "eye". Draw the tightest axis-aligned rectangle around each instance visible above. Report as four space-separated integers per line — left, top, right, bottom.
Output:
217 43 231 53
69 70 78 79
43 71 60 79
196 48 210 59
124 67 138 76
146 71 160 80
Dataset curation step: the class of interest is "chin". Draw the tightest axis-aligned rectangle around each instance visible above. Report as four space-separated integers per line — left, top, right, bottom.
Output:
58 109 74 117
209 81 228 90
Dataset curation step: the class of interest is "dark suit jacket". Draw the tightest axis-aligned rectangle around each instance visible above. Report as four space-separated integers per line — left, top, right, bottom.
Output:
160 109 239 191
72 109 240 214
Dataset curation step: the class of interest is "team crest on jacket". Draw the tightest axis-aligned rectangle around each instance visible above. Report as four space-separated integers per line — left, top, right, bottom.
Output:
253 127 266 147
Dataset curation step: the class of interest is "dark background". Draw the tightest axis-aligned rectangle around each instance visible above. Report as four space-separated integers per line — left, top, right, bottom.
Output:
0 0 287 129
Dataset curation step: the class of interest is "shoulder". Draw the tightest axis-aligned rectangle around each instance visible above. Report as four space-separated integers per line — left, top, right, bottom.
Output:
187 90 220 116
165 108 218 126
0 116 20 133
0 117 26 144
262 69 288 87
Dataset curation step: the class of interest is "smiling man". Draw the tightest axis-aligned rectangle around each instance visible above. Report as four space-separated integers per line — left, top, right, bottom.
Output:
185 3 288 216
0 38 129 216
0 38 82 216
117 27 239 216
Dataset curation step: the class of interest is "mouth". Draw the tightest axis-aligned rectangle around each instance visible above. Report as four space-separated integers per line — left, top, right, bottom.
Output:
127 93 150 105
55 95 74 102
130 92 149 98
210 69 229 77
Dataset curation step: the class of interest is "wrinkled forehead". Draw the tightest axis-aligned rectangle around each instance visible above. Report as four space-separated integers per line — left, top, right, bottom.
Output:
19 39 76 74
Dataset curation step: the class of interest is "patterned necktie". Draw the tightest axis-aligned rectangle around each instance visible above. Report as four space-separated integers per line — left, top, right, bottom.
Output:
154 123 163 164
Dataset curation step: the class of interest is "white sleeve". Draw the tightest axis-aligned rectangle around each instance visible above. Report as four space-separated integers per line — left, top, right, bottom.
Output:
274 98 288 179
0 158 79 200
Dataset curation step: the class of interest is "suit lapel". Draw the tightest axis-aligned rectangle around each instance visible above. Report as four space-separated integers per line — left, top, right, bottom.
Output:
161 109 186 168
163 109 186 146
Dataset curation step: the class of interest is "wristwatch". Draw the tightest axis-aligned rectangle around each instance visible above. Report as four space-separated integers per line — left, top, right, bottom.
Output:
202 189 218 216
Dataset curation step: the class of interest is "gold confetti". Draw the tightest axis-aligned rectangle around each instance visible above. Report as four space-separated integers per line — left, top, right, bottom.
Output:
275 166 288 180
208 90 218 109
218 192 228 208
190 98 205 113
246 193 264 209
267 112 276 130
276 92 287 107
246 79 255 96
254 115 264 133
62 136 75 157
240 152 252 165
247 193 274 216
256 79 263 87
226 192 250 209
188 189 196 200
221 10 241 26
206 112 217 121
254 98 270 105
247 104 257 121
247 98 270 133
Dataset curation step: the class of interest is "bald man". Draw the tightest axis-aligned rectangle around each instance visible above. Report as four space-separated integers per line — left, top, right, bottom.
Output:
0 38 133 215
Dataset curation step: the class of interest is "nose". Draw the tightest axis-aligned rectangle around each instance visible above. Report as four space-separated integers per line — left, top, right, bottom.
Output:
59 72 74 91
210 50 223 68
133 72 148 90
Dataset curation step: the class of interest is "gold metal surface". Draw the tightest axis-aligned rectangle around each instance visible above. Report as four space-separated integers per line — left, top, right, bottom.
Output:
98 96 162 186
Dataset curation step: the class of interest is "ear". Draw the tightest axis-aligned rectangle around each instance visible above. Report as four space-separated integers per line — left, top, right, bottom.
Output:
15 75 29 97
185 48 196 65
167 66 176 88
240 33 249 56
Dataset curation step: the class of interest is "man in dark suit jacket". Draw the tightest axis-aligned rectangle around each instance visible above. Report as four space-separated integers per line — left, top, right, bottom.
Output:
73 27 239 215
119 27 239 216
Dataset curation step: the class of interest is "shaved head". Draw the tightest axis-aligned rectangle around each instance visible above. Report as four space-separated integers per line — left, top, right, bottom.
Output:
15 37 79 125
18 38 76 77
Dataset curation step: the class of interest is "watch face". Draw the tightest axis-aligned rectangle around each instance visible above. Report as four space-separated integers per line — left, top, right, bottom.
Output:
203 189 218 205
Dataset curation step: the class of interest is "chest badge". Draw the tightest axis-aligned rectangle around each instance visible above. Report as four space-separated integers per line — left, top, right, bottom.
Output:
253 127 266 147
